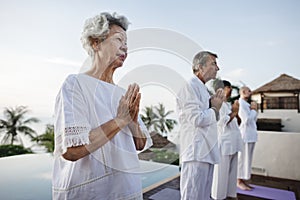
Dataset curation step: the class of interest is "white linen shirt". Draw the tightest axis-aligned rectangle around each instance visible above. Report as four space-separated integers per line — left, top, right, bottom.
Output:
238 98 258 143
217 102 243 155
52 74 152 200
176 75 219 164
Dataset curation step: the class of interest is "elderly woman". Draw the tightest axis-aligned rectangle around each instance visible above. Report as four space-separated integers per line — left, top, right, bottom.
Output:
52 12 152 200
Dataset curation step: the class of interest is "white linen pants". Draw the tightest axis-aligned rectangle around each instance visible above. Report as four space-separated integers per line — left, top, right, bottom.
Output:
238 142 255 180
211 152 238 200
180 161 214 200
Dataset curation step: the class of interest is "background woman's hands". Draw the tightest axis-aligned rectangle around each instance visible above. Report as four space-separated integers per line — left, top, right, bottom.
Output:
116 83 141 126
250 101 258 111
210 88 224 111
232 100 239 115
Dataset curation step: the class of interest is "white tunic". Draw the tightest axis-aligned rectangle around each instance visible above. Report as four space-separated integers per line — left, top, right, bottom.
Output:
217 102 243 155
211 102 243 199
176 75 219 164
52 74 152 200
238 98 258 143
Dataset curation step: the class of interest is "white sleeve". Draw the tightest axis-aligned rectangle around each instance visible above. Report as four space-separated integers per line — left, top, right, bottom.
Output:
177 83 216 128
54 75 91 156
239 100 257 125
218 103 230 133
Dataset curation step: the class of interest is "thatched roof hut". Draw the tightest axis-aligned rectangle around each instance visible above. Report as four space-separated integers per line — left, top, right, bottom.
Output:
149 131 176 149
138 132 176 161
253 74 300 113
253 74 300 94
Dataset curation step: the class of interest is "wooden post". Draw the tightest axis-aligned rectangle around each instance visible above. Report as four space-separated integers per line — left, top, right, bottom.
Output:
260 93 264 113
297 92 300 113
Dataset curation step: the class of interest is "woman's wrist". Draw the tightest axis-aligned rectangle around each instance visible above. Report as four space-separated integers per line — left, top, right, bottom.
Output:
115 117 129 129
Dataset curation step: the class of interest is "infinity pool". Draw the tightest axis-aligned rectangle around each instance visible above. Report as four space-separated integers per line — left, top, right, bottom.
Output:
0 153 179 199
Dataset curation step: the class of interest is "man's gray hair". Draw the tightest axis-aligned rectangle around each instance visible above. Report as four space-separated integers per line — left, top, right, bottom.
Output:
192 51 218 73
80 12 130 57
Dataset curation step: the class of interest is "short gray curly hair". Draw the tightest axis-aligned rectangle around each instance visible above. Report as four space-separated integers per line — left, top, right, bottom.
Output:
80 12 130 57
192 51 218 73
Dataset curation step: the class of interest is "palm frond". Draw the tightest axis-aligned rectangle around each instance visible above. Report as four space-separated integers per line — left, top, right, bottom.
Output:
0 106 39 145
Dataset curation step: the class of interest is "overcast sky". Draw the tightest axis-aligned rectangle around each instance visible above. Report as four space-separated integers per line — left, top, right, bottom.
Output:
0 0 299 135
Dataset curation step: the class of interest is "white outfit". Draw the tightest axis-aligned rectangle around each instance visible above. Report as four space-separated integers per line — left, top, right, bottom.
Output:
238 142 255 180
211 102 243 199
52 74 152 200
237 98 258 180
238 98 258 143
176 75 219 200
180 161 214 200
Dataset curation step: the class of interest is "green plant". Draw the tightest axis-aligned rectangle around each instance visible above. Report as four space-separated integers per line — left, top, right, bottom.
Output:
140 106 158 131
32 124 54 152
0 144 33 157
154 103 178 135
151 149 179 165
140 103 177 136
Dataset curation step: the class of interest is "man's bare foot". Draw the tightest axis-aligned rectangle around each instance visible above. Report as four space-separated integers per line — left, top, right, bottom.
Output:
244 181 254 189
237 179 252 190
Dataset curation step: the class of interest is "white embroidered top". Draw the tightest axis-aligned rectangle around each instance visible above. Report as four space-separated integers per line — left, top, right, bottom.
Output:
52 74 152 200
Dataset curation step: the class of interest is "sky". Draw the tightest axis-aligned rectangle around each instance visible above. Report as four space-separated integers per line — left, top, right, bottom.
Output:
0 0 300 137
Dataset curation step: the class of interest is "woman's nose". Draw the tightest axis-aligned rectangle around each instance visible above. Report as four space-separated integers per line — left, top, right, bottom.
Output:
121 43 128 52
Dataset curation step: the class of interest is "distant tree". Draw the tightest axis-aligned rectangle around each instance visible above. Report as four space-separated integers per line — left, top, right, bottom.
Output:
32 124 54 152
140 106 158 132
154 103 177 135
141 103 177 136
0 106 39 145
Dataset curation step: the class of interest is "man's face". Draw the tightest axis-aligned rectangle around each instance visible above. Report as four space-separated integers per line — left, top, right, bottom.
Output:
202 55 219 81
243 87 252 99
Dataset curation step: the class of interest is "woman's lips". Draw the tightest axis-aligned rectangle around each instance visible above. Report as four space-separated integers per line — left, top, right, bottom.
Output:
119 54 126 61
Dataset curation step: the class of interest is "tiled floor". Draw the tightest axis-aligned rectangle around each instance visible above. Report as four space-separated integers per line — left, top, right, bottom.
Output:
143 174 300 200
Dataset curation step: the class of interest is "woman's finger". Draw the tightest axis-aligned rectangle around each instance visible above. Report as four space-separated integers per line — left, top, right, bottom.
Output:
124 84 132 99
133 93 141 108
129 83 140 103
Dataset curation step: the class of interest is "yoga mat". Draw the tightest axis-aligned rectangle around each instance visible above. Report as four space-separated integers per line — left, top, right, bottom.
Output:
237 184 296 200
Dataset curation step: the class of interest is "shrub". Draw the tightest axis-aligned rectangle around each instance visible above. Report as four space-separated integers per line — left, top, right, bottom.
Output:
0 145 33 157
151 149 179 165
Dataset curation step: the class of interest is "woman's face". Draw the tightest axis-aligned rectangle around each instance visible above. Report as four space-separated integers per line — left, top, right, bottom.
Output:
97 25 128 68
224 86 232 99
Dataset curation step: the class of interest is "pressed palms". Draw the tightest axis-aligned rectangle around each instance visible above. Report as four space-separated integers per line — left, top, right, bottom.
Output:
154 103 177 135
32 124 54 152
0 106 39 145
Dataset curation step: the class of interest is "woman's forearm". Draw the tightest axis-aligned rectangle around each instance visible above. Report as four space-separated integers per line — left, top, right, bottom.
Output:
62 118 127 161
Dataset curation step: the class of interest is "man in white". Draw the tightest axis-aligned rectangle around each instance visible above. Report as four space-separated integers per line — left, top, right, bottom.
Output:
237 86 258 190
211 80 243 200
176 51 224 200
